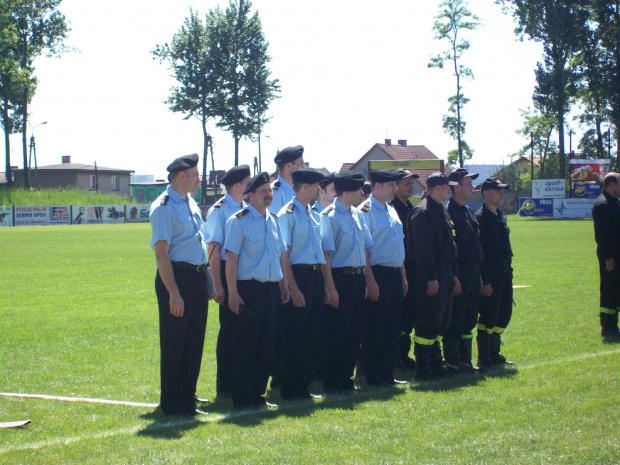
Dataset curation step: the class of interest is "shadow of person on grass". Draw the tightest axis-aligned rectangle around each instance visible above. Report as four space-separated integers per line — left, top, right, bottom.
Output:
410 365 518 393
136 409 203 439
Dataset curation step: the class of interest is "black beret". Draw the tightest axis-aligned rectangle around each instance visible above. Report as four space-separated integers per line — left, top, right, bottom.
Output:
292 167 324 184
274 145 304 165
480 178 509 191
319 173 335 189
243 172 271 195
448 168 479 183
221 164 250 187
167 153 199 174
398 169 419 179
361 183 372 195
334 171 365 191
427 172 457 188
369 169 401 183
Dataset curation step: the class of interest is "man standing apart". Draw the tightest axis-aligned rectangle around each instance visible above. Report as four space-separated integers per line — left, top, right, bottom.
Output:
445 168 483 374
270 145 305 214
408 173 458 380
150 153 209 416
476 178 514 368
277 168 326 400
359 169 408 387
320 171 373 393
205 165 250 397
224 173 290 409
391 170 420 369
592 172 620 340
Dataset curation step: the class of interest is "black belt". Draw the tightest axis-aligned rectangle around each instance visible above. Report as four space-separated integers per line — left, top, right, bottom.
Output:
173 261 208 272
335 266 364 275
293 263 321 270
373 265 400 271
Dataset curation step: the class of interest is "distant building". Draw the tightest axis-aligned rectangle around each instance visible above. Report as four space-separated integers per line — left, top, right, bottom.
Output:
12 156 134 196
461 164 503 185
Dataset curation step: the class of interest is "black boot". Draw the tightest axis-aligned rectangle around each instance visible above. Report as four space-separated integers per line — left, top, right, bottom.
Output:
489 333 514 365
443 340 461 375
476 330 492 369
600 312 620 338
430 341 445 377
396 333 416 370
414 344 437 381
459 338 479 373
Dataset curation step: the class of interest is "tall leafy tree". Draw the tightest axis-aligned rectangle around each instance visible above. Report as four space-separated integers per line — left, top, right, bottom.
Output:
153 9 221 202
515 107 557 178
497 0 589 179
429 0 480 168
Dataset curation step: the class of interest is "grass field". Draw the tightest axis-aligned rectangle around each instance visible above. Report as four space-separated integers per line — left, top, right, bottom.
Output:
0 218 618 464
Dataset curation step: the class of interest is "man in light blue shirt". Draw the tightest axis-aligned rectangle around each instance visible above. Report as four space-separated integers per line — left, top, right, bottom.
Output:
312 173 336 214
358 169 408 388
224 172 290 409
270 145 305 213
204 164 250 398
320 171 373 393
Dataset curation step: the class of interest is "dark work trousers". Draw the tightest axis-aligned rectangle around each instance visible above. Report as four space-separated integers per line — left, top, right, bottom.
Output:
362 266 403 385
400 263 417 341
232 279 279 408
445 264 481 342
479 262 513 331
599 261 620 310
415 267 454 342
279 266 325 398
323 269 366 392
155 264 208 415
215 261 233 394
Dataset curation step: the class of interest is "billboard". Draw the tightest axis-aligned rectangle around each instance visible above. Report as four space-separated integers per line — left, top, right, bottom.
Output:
0 206 13 226
531 179 565 199
553 198 596 218
569 159 611 182
126 204 151 223
14 205 71 226
518 198 553 217
572 182 601 199
72 205 125 224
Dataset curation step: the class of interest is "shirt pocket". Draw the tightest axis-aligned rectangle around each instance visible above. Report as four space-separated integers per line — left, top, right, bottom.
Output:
176 209 191 224
246 231 265 254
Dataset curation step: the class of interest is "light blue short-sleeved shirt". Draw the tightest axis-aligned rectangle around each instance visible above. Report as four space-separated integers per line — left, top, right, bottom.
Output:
204 193 245 261
312 201 325 214
269 176 295 214
150 186 207 265
278 198 325 266
358 195 405 267
224 204 287 282
320 199 373 268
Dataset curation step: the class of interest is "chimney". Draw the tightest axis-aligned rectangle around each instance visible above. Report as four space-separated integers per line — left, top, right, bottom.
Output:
398 139 407 147
62 156 71 164
384 139 391 146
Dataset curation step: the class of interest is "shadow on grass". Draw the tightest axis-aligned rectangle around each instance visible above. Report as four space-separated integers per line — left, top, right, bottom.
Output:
410 365 518 393
136 409 204 439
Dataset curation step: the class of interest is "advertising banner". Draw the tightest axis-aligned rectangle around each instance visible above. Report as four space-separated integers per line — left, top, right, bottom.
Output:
531 179 565 199
569 159 611 182
572 182 601 199
126 204 151 223
14 205 72 226
518 198 553 217
72 205 125 224
553 198 596 218
0 206 13 226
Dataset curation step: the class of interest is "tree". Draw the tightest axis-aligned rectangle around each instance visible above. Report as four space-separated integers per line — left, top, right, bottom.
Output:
515 107 557 178
429 0 480 168
497 0 589 180
153 8 221 203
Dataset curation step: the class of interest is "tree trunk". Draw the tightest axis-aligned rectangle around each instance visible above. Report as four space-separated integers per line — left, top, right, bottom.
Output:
557 106 565 180
2 101 12 188
201 116 208 205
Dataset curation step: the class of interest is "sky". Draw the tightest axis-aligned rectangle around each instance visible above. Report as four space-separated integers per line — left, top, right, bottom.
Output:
10 0 548 180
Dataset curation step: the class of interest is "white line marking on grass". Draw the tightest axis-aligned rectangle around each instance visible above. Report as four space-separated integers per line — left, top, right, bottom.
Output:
513 285 530 288
0 392 158 408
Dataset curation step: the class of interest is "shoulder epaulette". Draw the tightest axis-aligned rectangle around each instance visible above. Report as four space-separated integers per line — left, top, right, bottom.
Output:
213 198 225 208
269 210 278 217
285 201 295 214
322 205 334 215
161 195 169 206
360 200 371 213
235 209 250 219
272 181 281 190
312 206 318 213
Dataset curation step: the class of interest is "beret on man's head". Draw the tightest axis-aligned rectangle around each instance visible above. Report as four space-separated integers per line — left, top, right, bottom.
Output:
448 168 479 183
243 172 271 195
319 173 335 189
398 169 419 179
427 172 457 188
166 153 199 179
480 178 509 191
292 167 325 184
221 164 250 187
369 169 402 183
274 145 304 165
334 171 365 192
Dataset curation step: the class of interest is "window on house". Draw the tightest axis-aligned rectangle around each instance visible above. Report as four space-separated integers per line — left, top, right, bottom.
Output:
111 176 119 191
89 175 96 190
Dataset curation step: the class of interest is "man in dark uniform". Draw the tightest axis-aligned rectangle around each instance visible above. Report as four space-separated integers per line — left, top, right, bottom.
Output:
476 178 514 368
592 172 620 339
445 168 483 374
150 153 209 416
224 173 290 409
391 169 420 370
205 165 250 397
270 145 305 214
408 172 458 380
277 168 326 400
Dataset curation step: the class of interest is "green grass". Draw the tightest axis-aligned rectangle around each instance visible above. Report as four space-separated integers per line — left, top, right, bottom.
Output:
0 218 618 464
0 186 135 206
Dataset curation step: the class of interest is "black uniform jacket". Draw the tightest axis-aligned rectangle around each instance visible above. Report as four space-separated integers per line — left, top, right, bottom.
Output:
447 198 483 268
475 203 512 285
391 196 415 268
592 190 620 263
408 195 457 281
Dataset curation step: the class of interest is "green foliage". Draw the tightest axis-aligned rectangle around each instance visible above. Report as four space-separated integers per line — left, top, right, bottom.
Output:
0 186 135 206
514 107 557 178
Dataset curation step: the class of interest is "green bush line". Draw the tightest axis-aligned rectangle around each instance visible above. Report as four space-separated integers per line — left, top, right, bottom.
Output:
0 186 136 206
